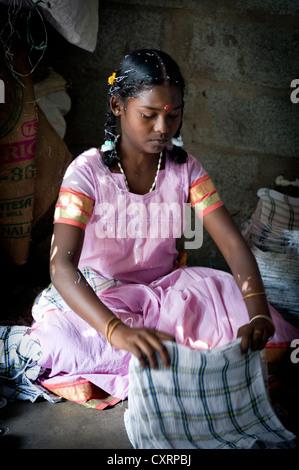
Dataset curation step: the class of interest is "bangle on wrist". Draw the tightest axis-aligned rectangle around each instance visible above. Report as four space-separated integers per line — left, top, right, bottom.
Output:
242 292 267 301
108 320 122 344
105 317 122 344
249 314 274 327
105 317 117 339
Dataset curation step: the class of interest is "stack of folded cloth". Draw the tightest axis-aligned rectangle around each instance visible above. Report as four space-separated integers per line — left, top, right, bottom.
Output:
242 184 299 325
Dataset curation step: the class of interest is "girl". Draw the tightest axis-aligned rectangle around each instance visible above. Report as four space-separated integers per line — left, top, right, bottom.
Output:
31 49 299 402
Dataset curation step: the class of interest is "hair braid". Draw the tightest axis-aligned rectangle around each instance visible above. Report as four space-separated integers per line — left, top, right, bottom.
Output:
101 94 119 167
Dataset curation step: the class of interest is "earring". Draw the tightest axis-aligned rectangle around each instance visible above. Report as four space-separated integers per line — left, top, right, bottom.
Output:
115 109 120 115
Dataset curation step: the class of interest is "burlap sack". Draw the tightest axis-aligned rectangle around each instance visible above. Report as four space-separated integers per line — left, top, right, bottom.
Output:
32 105 72 226
0 51 37 265
0 52 72 264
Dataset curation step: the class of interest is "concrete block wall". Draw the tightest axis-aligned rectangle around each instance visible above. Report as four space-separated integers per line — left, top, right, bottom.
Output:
44 0 299 268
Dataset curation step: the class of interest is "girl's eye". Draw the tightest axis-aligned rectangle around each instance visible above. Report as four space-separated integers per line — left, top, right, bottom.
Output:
141 113 180 119
141 113 154 119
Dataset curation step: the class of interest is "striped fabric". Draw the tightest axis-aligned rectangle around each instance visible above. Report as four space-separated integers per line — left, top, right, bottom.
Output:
54 187 95 230
257 188 299 231
124 339 296 449
0 326 61 403
32 268 118 320
189 174 223 217
244 188 299 253
242 188 299 323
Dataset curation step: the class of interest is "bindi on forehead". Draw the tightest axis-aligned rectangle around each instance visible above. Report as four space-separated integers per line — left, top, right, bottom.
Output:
138 103 183 112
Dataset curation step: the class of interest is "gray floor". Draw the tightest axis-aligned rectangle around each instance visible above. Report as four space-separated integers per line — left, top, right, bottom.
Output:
0 398 133 449
1 388 298 452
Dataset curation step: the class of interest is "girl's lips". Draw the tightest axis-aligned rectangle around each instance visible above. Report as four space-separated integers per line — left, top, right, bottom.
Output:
150 139 169 145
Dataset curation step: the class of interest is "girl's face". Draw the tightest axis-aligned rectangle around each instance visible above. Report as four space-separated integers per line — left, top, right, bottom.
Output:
113 84 183 156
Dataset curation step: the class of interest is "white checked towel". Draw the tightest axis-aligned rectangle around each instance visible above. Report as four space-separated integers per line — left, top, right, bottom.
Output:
124 339 296 449
242 188 299 322
0 326 61 403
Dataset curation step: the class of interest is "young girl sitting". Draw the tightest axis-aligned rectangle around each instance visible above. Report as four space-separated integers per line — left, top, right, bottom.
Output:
31 49 299 402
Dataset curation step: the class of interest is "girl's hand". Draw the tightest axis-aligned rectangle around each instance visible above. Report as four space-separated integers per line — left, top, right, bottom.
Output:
110 323 175 369
237 317 275 355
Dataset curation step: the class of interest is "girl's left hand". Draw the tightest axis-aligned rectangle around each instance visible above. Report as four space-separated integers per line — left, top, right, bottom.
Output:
237 317 275 355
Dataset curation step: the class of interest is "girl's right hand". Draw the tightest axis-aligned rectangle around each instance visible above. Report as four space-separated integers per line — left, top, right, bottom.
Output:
110 323 175 369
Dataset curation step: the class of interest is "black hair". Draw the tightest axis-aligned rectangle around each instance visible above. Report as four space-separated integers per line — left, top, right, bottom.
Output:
102 49 187 167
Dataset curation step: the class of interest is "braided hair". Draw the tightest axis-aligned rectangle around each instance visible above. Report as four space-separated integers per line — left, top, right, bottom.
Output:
102 49 187 167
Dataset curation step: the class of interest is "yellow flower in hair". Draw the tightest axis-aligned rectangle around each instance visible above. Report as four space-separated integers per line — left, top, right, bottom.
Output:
108 72 116 85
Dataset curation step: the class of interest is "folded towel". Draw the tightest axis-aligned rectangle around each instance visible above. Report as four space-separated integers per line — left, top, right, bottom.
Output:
124 339 296 449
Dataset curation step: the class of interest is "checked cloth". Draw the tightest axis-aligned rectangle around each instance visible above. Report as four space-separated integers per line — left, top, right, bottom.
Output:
242 188 299 322
32 268 118 319
124 339 296 449
0 326 61 403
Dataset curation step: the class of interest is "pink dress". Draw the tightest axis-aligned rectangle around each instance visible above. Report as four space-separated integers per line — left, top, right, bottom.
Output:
30 147 299 402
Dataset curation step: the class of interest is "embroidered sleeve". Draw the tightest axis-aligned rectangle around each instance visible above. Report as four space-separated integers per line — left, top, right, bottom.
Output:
54 187 95 230
189 174 223 217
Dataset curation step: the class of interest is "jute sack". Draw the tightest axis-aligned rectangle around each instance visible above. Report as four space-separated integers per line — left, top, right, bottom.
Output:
32 104 72 226
0 50 37 265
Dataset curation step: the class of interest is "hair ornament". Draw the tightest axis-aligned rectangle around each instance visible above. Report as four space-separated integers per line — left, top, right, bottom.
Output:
108 72 116 85
101 140 116 152
171 135 184 147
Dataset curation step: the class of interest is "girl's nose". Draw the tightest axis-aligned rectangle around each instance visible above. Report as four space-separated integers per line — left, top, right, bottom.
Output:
153 115 169 134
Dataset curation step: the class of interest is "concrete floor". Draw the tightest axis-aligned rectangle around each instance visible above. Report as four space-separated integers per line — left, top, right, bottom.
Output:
0 398 133 449
1 375 299 451
1 377 298 451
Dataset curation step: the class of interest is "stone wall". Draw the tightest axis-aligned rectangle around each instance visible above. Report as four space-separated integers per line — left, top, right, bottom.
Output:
45 0 299 268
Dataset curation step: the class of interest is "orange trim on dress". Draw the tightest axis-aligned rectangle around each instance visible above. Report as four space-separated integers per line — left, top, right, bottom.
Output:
189 174 223 217
54 186 95 229
189 173 210 189
40 378 122 409
59 186 94 202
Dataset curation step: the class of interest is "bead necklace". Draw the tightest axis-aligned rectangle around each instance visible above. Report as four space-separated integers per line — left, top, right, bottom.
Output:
117 151 163 193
